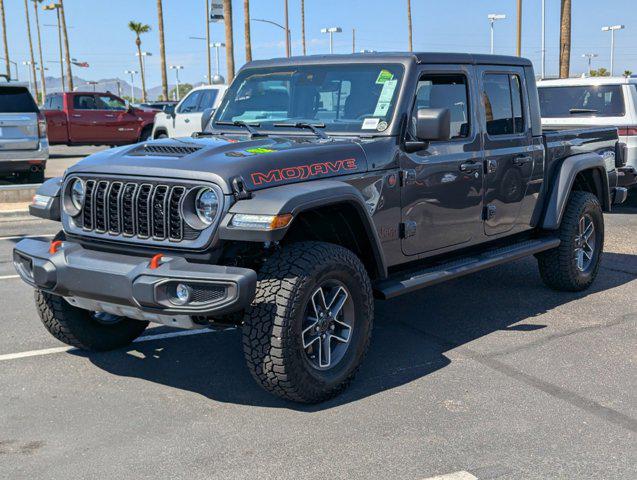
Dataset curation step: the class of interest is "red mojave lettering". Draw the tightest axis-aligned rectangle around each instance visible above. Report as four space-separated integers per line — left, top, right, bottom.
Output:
251 158 358 186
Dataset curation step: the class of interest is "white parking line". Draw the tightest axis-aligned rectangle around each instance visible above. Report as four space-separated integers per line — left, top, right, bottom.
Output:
0 328 219 362
0 233 55 241
421 472 477 480
0 275 19 281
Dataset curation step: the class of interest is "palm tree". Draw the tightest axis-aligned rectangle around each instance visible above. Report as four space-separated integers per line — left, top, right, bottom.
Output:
406 0 413 52
32 0 46 103
23 0 39 101
300 0 306 55
559 0 571 78
0 0 10 78
223 0 235 82
128 21 151 102
156 0 168 101
58 0 73 91
244 0 252 62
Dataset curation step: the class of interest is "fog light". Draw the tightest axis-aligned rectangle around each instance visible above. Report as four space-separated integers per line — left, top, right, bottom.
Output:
173 283 192 305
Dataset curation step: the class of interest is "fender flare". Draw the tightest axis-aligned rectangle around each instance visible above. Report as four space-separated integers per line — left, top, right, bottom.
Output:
29 177 62 221
541 152 610 230
218 180 388 278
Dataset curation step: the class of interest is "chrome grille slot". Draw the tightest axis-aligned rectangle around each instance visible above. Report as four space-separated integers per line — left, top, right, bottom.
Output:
69 176 210 247
94 181 109 232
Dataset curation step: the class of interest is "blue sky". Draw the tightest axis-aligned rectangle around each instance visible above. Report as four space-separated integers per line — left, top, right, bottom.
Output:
3 0 636 88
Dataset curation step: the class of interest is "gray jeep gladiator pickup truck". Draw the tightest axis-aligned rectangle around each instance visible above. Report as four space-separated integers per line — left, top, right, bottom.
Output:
13 53 628 403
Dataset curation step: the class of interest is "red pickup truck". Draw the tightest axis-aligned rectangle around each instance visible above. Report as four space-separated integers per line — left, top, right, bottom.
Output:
42 92 156 146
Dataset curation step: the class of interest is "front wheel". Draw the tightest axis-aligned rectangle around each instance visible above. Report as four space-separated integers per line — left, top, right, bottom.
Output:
242 242 374 403
537 191 604 291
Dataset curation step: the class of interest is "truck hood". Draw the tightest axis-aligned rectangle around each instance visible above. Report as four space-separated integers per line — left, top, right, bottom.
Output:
67 135 369 194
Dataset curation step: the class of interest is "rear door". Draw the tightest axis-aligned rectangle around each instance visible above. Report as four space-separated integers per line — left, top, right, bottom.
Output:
173 89 203 137
68 94 110 143
0 86 40 151
478 67 539 236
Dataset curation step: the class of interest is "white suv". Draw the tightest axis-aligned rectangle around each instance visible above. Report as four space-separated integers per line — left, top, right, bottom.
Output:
151 84 227 139
538 76 637 187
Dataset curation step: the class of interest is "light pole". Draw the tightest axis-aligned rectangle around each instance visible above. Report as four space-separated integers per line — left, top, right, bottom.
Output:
22 61 35 93
487 14 506 55
135 51 152 80
124 70 138 101
582 53 598 76
601 25 625 76
252 18 290 57
169 65 183 100
0 57 18 80
210 42 226 83
321 27 342 54
541 0 546 78
42 3 64 91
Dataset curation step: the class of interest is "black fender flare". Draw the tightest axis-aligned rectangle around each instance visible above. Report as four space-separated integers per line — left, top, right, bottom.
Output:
218 180 388 278
541 152 610 230
29 177 62 221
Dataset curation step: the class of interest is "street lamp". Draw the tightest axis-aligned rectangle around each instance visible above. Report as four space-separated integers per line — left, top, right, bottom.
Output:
169 65 184 100
22 61 35 93
42 3 65 91
582 53 598 76
135 51 152 81
320 27 342 54
487 14 506 55
601 25 625 76
124 70 138 101
210 42 226 82
0 57 18 80
252 18 291 57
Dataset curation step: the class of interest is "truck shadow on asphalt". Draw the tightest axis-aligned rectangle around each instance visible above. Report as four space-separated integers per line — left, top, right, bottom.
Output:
73 251 637 411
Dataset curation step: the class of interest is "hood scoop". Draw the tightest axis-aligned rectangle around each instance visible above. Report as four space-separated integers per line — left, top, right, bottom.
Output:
131 143 203 158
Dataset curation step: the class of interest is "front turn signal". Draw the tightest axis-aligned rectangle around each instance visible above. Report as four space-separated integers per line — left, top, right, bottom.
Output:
230 213 293 231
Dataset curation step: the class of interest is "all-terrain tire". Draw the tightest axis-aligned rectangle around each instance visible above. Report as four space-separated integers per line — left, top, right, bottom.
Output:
537 191 604 291
242 242 374 403
35 290 149 351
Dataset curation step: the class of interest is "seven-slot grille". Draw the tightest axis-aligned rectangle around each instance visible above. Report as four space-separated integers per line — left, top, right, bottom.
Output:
77 179 191 242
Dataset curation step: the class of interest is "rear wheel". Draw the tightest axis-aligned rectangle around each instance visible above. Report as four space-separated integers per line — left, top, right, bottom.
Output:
242 242 374 403
139 126 153 142
35 290 149 351
537 191 604 291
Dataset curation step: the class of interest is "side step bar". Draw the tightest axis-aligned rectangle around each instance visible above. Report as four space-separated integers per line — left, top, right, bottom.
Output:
374 238 560 300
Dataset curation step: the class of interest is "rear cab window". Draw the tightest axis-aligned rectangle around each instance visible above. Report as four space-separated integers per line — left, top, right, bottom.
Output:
538 84 625 117
482 73 526 136
0 86 39 113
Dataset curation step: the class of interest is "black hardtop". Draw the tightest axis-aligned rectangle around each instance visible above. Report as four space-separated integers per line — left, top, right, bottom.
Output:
243 52 533 69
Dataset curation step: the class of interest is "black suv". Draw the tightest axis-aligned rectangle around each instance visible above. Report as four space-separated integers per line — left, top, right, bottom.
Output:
14 53 627 403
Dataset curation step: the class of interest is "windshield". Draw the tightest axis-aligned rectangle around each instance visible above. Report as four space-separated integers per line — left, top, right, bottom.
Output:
538 85 626 118
214 63 404 134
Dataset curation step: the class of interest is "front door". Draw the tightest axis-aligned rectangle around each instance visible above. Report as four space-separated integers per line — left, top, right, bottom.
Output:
173 90 203 137
401 65 484 256
95 94 139 143
477 67 538 236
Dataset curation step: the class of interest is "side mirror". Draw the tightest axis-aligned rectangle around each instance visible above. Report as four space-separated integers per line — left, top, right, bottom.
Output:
415 108 451 142
201 107 216 131
164 105 175 116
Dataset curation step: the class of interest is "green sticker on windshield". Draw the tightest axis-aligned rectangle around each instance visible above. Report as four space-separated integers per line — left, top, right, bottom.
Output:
375 69 394 84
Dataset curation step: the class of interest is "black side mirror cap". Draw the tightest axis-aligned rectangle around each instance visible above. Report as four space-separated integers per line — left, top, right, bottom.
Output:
415 108 451 142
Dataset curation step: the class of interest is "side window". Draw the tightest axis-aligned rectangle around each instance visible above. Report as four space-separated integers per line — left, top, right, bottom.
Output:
96 95 127 111
483 73 525 136
197 89 219 111
412 74 470 139
177 91 202 114
52 95 63 110
73 95 97 110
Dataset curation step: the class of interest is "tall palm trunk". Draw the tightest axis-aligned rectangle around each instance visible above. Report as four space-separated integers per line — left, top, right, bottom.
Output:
300 0 306 55
23 0 39 100
223 0 235 82
244 0 252 62
156 0 168 100
33 0 46 103
559 0 571 78
406 0 413 52
136 38 147 102
0 0 10 78
58 0 73 91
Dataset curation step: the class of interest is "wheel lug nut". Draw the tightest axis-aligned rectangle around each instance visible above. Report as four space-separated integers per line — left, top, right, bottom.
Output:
315 326 320 332
330 325 335 330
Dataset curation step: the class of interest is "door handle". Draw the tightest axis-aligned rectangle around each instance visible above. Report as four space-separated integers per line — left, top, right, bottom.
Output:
104 114 115 118
184 118 190 123
459 162 481 173
513 156 533 167
72 114 82 118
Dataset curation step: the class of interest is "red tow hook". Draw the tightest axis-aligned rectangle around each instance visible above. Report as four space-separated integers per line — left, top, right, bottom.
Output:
49 240 63 254
149 253 165 270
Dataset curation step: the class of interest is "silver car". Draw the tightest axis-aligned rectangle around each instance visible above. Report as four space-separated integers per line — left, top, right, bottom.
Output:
0 81 48 183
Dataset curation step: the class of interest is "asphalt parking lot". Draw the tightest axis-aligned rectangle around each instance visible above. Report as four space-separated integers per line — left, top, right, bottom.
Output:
0 197 635 480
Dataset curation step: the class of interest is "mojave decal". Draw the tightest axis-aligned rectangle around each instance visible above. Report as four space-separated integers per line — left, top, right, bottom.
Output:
250 158 358 186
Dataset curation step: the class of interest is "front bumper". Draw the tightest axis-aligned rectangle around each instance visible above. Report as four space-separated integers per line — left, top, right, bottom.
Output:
13 239 256 328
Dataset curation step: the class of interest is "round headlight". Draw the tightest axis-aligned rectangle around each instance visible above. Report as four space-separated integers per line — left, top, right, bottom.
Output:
195 188 219 226
71 179 85 211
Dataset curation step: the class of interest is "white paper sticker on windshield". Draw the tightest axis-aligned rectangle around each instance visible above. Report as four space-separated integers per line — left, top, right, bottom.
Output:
373 79 397 117
362 118 380 130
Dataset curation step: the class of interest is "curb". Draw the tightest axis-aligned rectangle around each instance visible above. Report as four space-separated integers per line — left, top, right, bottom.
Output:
0 184 40 203
0 209 31 222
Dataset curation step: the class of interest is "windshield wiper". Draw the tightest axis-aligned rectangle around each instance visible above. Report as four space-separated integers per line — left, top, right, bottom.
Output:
569 108 598 114
213 120 266 138
273 122 328 139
